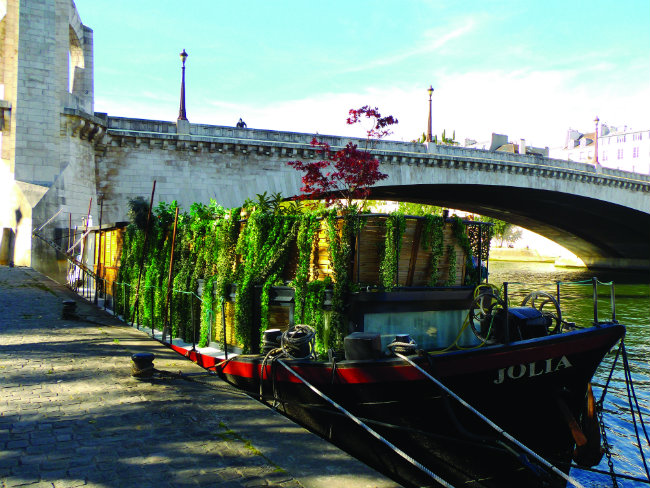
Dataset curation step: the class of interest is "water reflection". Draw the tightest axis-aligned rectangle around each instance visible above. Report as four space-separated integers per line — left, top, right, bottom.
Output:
490 261 650 487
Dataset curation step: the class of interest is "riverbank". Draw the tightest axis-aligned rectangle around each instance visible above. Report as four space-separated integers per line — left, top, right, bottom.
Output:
490 247 555 263
0 266 399 488
490 247 585 267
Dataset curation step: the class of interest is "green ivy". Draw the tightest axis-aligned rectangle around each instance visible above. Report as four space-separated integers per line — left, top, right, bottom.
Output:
292 213 321 323
200 276 216 346
420 215 445 286
115 198 483 355
303 278 331 357
446 244 457 286
234 210 298 352
380 212 406 291
450 216 476 286
324 210 362 351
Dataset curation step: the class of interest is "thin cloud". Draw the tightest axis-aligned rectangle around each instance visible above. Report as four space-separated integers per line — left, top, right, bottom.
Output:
339 20 476 74
183 67 648 149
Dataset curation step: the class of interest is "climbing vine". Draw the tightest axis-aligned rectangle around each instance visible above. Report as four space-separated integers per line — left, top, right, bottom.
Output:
420 215 445 286
114 196 488 355
324 209 363 351
446 245 457 286
450 216 476 286
302 278 331 357
234 210 299 352
380 212 406 291
292 213 322 323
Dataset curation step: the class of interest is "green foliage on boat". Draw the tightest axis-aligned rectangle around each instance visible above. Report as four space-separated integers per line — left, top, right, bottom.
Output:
115 198 489 355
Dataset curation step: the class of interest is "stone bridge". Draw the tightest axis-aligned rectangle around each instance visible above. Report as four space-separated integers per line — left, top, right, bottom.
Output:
91 116 650 271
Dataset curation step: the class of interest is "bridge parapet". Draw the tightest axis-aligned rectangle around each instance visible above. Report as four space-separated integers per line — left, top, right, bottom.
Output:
97 115 650 195
102 115 427 153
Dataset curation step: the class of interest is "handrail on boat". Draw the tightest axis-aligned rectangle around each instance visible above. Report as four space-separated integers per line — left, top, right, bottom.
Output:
394 352 586 488
500 278 618 329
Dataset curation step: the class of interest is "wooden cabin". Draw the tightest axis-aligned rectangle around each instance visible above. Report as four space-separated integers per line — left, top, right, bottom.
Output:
206 215 490 354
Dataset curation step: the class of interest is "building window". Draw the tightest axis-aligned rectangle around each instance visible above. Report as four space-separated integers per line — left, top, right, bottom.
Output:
633 147 639 158
602 151 608 161
617 135 626 143
617 148 624 159
633 133 642 141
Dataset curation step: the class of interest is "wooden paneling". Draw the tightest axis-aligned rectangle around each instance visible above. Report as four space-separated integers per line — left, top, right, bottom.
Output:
94 228 124 292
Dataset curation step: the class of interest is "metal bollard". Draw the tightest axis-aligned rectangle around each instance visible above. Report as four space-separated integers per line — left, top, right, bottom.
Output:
131 353 155 378
62 300 77 320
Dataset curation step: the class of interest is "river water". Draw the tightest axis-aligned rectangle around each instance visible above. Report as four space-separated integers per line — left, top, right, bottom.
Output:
489 261 650 487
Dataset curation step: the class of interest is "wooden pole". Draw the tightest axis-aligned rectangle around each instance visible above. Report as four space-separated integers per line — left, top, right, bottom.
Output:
130 180 157 326
95 198 104 305
162 206 179 343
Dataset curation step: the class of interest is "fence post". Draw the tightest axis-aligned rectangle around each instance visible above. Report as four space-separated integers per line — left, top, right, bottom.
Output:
610 282 616 323
592 277 599 325
191 294 196 351
221 296 228 360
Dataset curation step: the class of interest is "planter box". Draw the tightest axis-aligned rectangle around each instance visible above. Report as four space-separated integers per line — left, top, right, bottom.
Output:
311 215 466 287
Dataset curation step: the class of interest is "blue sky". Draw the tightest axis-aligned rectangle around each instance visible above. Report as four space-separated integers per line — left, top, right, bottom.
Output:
73 0 649 147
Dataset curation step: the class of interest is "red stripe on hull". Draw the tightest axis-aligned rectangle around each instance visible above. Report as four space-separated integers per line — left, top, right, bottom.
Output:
169 344 219 371
218 324 624 386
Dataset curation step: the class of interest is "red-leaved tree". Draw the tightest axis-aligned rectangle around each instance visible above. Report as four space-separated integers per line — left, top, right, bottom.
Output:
288 106 398 208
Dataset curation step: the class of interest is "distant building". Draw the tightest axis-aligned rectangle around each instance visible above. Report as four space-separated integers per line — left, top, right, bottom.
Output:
550 124 650 174
463 133 549 156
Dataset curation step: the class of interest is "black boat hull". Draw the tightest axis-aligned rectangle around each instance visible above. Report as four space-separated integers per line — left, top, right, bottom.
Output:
218 322 625 487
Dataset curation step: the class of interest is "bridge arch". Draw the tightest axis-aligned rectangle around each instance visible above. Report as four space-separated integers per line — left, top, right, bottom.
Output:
369 156 650 270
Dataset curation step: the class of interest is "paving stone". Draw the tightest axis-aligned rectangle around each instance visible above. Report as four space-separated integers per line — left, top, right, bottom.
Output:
0 267 397 488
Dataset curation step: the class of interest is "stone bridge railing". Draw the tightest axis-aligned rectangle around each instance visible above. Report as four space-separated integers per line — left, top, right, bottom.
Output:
92 114 650 195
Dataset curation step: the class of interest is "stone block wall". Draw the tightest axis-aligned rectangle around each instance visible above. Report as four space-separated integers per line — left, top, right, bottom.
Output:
0 0 97 269
95 128 305 223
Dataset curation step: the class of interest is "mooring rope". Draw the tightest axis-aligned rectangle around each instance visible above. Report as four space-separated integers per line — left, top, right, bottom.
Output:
275 358 459 488
394 352 586 488
621 342 650 481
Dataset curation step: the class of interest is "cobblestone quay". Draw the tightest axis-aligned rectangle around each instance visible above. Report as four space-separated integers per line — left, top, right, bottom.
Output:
0 266 398 488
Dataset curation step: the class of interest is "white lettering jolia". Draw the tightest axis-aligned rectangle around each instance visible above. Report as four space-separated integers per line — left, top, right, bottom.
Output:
494 356 572 384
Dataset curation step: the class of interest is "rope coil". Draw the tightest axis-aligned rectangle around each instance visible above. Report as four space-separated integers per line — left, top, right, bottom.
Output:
280 324 316 359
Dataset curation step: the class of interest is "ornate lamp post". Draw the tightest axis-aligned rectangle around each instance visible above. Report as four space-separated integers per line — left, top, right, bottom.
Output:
593 116 599 165
426 85 434 143
178 49 188 121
